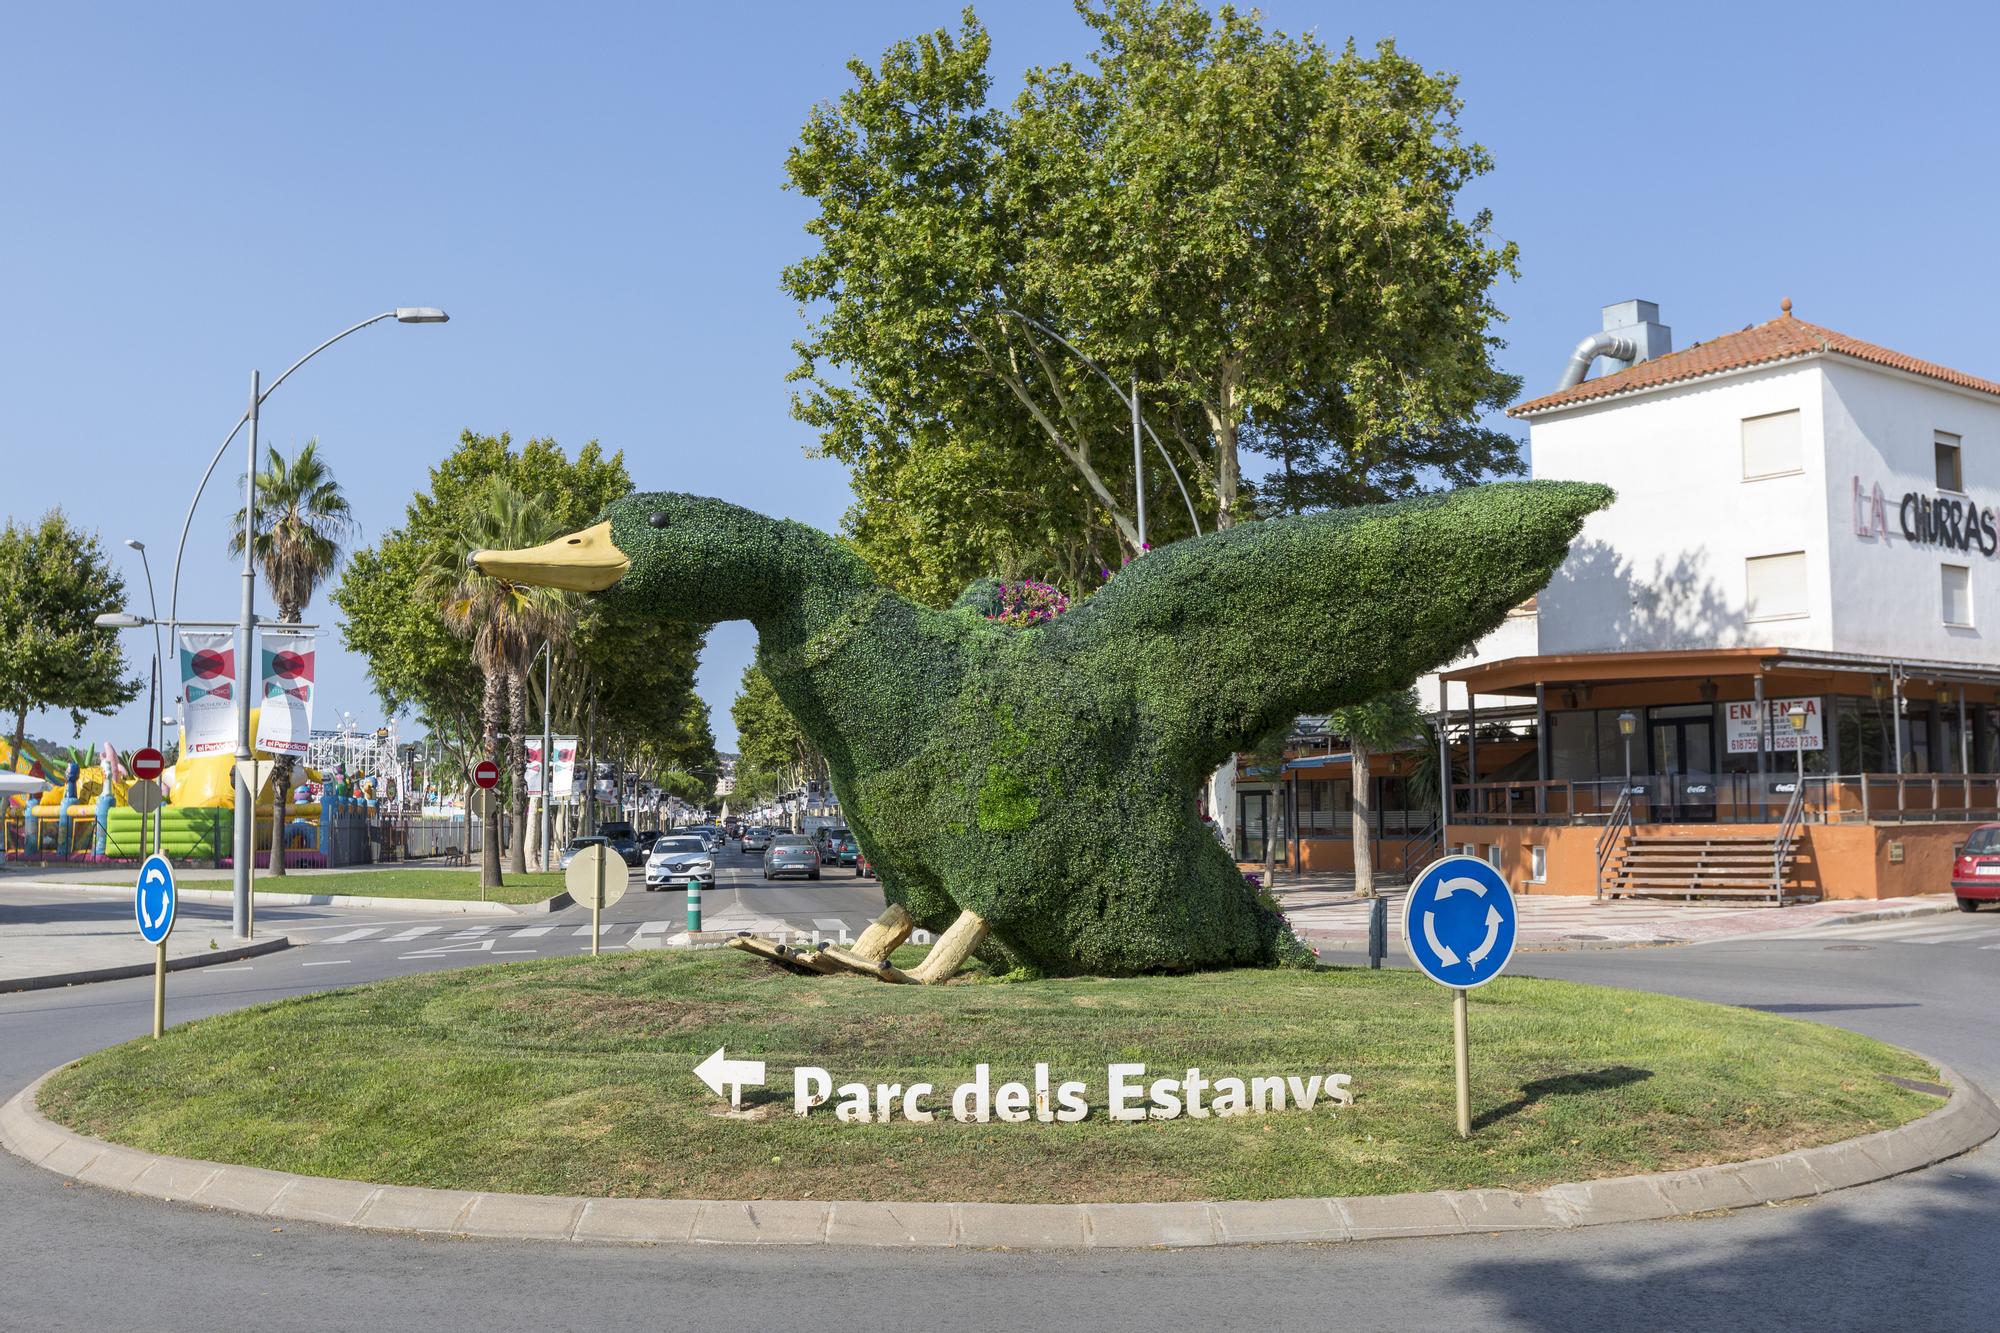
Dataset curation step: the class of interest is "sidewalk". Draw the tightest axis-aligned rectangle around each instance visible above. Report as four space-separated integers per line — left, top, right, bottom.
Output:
0 892 291 991
1270 873 1959 948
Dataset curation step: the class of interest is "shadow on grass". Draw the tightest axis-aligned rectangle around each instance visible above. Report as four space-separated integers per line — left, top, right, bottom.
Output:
1473 1066 1653 1131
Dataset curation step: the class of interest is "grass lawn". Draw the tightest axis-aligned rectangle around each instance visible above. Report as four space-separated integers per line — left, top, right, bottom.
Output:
40 950 1940 1204
251 869 569 905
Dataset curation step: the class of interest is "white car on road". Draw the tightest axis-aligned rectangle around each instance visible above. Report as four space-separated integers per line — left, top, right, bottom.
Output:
645 834 715 891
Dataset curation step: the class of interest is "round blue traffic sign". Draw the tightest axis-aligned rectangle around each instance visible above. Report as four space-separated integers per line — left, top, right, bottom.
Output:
135 853 176 945
1400 854 1518 989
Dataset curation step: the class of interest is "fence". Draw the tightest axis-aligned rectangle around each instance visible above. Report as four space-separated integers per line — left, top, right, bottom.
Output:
1455 772 2000 828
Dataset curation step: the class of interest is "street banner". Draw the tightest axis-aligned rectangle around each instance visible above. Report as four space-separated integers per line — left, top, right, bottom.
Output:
254 632 317 757
524 735 579 798
177 630 238 756
1724 696 1824 753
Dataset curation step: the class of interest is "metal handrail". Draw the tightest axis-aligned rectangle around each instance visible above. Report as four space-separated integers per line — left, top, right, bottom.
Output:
1594 788 1633 901
1771 784 1807 905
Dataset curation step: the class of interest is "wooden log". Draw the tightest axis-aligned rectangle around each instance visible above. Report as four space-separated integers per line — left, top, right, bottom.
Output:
728 935 822 975
906 909 989 984
850 904 914 964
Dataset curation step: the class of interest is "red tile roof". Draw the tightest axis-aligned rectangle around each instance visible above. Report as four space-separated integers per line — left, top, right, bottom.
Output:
1510 305 2000 416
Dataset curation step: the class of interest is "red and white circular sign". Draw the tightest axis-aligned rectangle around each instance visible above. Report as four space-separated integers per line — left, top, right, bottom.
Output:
474 759 500 790
132 748 164 781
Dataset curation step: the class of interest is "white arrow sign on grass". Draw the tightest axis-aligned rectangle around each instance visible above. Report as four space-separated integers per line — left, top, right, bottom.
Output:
695 1046 766 1109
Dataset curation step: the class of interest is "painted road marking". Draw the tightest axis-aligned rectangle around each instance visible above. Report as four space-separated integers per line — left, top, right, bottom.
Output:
321 928 384 944
512 926 553 937
205 966 255 972
632 920 669 936
385 926 439 941
302 960 351 967
449 926 495 938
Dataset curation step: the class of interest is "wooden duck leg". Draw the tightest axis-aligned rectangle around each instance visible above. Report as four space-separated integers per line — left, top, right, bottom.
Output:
905 909 989 985
850 904 914 964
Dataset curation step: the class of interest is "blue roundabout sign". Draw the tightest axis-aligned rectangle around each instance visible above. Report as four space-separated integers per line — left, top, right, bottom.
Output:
1400 854 1518 989
135 852 176 945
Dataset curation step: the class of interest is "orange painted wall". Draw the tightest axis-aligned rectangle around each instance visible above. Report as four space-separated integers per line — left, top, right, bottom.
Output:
1445 821 1975 899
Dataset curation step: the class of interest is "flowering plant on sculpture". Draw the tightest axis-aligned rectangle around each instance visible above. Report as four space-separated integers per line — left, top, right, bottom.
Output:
986 579 1071 627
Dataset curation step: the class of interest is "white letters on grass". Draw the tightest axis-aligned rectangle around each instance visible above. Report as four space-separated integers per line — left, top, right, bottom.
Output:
784 1061 1355 1124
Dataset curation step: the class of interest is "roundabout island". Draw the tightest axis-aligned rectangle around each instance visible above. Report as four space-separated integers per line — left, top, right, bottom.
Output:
17 942 1980 1246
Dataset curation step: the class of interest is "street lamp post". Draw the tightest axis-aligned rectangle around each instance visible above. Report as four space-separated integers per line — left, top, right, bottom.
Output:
124 540 162 854
154 308 448 939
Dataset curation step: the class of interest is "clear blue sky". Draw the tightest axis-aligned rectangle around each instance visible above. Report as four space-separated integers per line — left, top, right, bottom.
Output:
5 1 1994 753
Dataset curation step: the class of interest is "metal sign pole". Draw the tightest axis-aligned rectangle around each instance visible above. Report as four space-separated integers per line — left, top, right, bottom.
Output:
1453 987 1471 1139
592 851 603 957
152 941 166 1039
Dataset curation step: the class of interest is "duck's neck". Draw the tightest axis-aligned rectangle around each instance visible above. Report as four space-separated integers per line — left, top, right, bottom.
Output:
743 519 881 664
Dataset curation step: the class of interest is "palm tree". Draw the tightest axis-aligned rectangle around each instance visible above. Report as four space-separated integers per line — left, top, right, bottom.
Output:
229 440 356 878
1328 688 1425 899
421 478 564 890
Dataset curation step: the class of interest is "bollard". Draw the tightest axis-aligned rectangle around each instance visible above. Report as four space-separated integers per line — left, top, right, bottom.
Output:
1368 895 1387 969
687 876 702 933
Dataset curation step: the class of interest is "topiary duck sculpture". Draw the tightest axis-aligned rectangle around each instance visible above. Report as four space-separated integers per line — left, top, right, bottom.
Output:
474 480 1610 977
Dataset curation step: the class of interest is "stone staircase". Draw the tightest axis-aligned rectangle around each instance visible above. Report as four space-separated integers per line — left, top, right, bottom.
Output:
1606 831 1816 907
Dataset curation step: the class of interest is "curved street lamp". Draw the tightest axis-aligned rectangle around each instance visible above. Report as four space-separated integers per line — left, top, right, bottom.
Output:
164 308 449 938
995 307 1204 543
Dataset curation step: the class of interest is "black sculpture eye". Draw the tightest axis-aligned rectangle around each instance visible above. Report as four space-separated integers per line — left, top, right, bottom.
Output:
648 511 670 529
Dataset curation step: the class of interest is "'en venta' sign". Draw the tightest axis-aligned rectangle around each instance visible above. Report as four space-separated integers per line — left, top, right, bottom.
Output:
792 1062 1355 1124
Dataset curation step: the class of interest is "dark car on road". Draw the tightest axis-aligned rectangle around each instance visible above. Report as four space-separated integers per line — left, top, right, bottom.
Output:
1951 824 2000 911
592 821 644 866
814 825 851 864
763 834 821 881
833 834 861 869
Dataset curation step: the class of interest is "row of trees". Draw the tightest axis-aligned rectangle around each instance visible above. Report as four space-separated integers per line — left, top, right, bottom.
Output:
729 663 828 815
334 432 716 888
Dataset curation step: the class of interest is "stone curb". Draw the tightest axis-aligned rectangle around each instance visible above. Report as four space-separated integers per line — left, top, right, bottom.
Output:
4 1057 1992 1250
1804 899 1958 929
0 935 297 994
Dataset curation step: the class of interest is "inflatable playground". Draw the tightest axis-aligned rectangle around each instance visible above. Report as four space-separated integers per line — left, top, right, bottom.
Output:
0 706 384 867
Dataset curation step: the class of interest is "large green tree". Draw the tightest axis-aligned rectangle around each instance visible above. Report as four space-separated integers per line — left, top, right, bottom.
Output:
785 1 1522 597
730 663 824 827
228 439 356 877
333 433 711 872
0 509 141 766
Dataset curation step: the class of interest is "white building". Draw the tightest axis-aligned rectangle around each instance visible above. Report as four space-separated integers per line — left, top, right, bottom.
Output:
1268 297 2000 900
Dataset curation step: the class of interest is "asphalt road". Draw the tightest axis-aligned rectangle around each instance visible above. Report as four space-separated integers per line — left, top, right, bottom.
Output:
1 859 1994 1332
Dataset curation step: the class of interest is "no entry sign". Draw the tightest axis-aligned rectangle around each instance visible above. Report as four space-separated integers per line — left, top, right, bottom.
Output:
132 747 164 781
474 759 500 790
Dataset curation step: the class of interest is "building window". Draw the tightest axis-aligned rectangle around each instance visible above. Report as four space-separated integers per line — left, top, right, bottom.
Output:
1942 563 1973 627
1745 551 1807 620
1937 432 1964 492
1741 409 1802 479
1485 844 1501 871
1529 845 1547 882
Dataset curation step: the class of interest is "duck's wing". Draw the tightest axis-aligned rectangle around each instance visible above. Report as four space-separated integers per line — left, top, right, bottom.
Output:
1045 480 1612 771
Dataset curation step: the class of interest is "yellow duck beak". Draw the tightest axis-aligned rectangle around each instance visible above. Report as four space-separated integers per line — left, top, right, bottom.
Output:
471 521 631 592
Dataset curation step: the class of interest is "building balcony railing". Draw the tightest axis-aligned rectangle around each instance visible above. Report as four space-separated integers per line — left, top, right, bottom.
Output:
1453 773 2000 827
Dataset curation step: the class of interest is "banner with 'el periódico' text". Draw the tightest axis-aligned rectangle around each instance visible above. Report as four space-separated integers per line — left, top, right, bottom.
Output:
177 630 237 756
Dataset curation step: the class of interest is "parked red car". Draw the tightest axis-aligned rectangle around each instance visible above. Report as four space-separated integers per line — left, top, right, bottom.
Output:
1949 823 2000 911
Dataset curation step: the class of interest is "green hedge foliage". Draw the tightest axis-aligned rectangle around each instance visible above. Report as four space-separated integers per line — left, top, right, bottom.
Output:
599 480 1611 975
